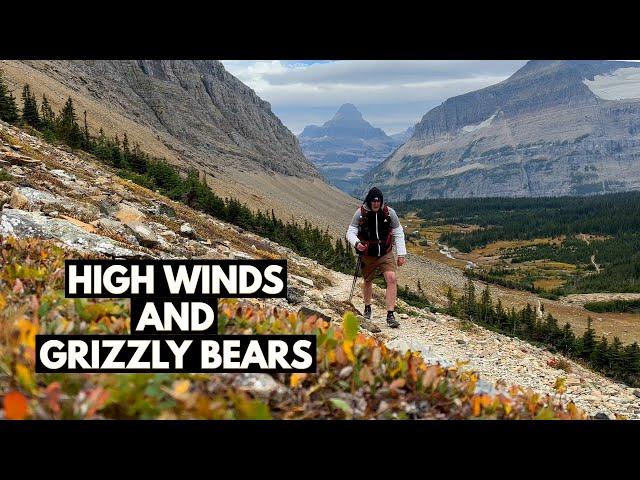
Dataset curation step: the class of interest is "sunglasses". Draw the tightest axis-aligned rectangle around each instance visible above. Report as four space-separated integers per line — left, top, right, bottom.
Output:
371 198 381 203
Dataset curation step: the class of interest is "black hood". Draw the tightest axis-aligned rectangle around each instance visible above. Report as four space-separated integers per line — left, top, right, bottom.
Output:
364 187 384 209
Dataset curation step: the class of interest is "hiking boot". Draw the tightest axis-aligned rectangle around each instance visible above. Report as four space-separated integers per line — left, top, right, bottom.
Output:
386 311 399 328
363 304 372 320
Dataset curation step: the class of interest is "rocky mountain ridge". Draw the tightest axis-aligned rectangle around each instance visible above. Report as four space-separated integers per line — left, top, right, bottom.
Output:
1 61 359 240
299 104 402 194
368 60 640 200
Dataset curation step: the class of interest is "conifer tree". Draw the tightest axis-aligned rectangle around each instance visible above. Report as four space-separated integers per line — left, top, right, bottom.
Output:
579 317 597 360
40 94 55 127
21 84 40 128
0 71 19 124
56 97 83 148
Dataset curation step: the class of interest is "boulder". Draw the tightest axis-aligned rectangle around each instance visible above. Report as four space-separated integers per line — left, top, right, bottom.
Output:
290 274 314 288
8 188 30 210
179 222 196 238
229 251 253 260
154 202 176 218
0 208 148 258
358 316 381 333
50 169 76 182
286 286 305 305
298 307 332 324
7 186 98 218
92 217 125 233
124 221 160 247
115 203 146 223
232 373 288 400
58 215 97 234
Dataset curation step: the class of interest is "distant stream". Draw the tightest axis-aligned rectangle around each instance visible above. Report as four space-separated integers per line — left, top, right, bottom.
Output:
438 243 477 270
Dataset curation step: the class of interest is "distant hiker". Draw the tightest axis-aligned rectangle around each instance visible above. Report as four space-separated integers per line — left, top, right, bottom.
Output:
346 187 407 328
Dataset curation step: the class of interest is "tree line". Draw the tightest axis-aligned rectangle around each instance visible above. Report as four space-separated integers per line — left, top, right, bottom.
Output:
394 194 640 294
0 73 357 275
446 279 640 387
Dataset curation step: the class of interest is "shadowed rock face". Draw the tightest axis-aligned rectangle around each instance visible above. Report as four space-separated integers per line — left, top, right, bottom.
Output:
367 60 640 200
299 104 402 194
14 60 319 179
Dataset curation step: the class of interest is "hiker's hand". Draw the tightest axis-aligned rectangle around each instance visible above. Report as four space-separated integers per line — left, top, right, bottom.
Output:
356 242 366 252
397 256 406 266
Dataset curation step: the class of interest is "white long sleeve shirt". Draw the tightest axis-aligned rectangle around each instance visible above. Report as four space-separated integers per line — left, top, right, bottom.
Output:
346 204 407 256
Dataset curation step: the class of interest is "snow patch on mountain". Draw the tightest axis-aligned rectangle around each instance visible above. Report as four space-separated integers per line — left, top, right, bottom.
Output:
462 112 497 133
583 67 640 101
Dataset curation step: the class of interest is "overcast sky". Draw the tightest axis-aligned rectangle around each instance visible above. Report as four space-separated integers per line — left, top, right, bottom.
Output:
221 60 528 135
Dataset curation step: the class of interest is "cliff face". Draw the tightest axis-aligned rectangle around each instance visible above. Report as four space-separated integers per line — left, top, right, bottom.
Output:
367 60 640 200
6 60 318 178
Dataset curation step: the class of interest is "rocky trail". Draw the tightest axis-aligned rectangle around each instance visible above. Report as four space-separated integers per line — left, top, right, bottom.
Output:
1 120 640 419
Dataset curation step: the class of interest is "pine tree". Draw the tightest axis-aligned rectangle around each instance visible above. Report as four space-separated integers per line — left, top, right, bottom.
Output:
83 110 91 148
0 71 19 124
479 284 492 324
609 337 624 375
579 317 597 360
21 84 40 128
558 322 576 354
591 335 609 369
40 94 55 127
56 97 83 148
445 286 459 316
462 278 476 321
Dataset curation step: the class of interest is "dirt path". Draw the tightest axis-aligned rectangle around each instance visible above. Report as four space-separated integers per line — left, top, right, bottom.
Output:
307 267 640 419
591 254 601 273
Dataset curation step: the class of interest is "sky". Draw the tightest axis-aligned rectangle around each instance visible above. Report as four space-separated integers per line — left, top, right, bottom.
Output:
221 60 528 135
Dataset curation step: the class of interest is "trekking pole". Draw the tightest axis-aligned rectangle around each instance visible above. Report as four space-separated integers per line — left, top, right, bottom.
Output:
348 254 362 304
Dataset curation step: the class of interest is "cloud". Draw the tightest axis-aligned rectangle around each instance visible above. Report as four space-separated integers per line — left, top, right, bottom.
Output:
221 60 528 134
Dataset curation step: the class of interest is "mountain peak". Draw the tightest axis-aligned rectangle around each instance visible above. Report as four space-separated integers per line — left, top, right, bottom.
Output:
334 103 362 119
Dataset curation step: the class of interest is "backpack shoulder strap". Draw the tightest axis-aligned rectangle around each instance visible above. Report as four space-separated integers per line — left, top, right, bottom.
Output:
383 204 390 219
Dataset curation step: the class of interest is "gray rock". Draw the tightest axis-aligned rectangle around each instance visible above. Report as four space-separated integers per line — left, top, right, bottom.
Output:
358 316 381 333
456 339 467 345
290 274 314 288
179 222 196 238
474 379 499 396
298 307 332 323
93 217 125 233
0 208 148 258
8 186 98 218
634 389 640 399
124 221 160 247
286 286 305 305
154 202 176 218
593 412 611 420
232 373 288 399
50 169 76 182
228 251 253 260
114 203 146 223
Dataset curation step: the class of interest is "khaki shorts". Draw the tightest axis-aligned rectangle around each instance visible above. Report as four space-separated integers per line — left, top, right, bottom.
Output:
361 251 396 282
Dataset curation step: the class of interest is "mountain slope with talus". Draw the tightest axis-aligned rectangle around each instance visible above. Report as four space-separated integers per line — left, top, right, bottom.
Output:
0 60 358 238
1 121 638 419
367 60 640 200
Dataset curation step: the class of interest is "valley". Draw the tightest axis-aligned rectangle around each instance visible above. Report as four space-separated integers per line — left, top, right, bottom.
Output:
395 209 640 345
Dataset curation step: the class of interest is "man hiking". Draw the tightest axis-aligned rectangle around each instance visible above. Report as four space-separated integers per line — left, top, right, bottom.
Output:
346 186 407 328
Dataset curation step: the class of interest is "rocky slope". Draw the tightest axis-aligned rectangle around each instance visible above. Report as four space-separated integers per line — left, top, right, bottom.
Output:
299 104 401 194
390 125 415 144
368 60 640 200
1 121 638 419
0 60 358 239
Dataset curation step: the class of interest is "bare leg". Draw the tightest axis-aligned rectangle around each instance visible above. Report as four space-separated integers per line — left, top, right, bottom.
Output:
383 270 397 311
363 280 373 305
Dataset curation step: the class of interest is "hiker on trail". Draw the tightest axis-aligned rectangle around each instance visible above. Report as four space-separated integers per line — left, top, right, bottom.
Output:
346 187 407 328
